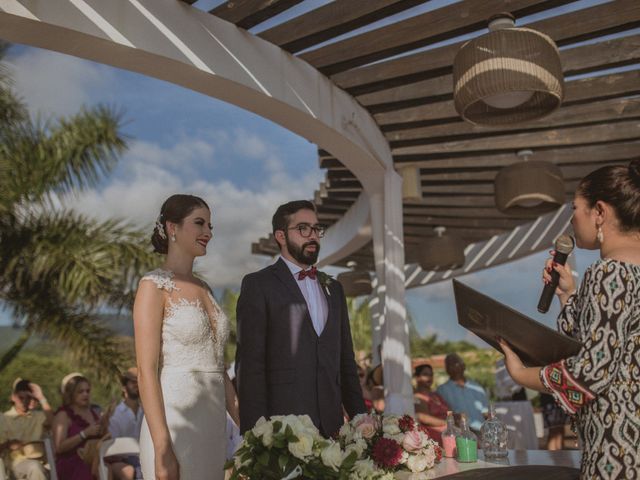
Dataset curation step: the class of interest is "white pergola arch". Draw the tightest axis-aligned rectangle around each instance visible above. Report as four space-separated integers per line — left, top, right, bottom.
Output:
0 0 413 413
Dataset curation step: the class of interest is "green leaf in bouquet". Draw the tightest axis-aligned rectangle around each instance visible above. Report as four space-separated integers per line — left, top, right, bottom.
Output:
278 454 289 471
258 450 270 466
273 420 283 432
340 450 358 471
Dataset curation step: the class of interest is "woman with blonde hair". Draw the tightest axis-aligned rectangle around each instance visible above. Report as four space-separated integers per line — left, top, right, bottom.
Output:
52 374 104 479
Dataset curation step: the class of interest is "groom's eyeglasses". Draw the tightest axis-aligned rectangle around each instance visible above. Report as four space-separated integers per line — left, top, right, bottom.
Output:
288 223 326 238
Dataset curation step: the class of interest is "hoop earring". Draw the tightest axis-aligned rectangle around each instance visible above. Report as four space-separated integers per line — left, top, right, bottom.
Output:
596 225 604 243
171 234 176 242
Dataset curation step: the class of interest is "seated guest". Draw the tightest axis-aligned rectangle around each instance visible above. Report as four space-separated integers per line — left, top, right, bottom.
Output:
436 353 488 432
0 379 52 480
52 373 104 480
357 366 374 411
108 368 143 480
495 358 526 401
413 364 449 444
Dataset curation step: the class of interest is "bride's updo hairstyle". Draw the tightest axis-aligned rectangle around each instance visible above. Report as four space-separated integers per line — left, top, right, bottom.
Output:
577 158 640 233
151 194 210 254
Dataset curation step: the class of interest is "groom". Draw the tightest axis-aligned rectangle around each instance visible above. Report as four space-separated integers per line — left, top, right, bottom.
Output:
235 200 366 437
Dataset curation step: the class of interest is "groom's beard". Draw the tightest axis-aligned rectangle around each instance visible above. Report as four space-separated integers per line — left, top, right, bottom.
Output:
286 235 320 265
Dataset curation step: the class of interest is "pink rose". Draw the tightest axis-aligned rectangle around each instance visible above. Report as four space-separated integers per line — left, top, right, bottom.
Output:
354 415 378 439
402 431 423 453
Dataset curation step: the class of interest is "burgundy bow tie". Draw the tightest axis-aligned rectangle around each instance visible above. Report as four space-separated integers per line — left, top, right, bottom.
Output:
297 266 317 281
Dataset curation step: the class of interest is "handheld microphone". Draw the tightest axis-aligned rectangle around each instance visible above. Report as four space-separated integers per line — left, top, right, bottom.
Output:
537 234 575 313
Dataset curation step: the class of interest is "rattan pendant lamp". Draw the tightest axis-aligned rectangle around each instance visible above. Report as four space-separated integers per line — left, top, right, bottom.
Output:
453 12 564 125
494 149 565 217
417 227 466 271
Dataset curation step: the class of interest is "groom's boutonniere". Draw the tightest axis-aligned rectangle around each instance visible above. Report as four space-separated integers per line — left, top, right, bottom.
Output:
317 270 333 295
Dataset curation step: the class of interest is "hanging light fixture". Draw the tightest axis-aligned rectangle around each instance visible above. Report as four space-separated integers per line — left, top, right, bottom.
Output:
337 269 373 297
399 165 422 202
417 227 466 271
494 149 565 217
453 12 564 125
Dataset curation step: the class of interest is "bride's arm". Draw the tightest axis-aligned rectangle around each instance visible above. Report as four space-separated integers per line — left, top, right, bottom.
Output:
134 281 177 472
224 373 240 426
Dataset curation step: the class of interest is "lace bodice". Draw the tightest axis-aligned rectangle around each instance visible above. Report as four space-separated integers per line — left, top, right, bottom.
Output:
140 269 229 372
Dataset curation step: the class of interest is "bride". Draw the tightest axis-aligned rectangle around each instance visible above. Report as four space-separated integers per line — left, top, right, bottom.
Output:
134 194 239 480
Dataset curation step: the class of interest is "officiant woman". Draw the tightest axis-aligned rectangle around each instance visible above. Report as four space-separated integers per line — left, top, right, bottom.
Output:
499 159 640 480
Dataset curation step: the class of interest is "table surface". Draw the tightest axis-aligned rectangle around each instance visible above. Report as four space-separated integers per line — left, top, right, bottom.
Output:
396 450 581 479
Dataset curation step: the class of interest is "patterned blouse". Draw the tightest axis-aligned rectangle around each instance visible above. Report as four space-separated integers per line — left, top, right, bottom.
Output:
539 259 640 480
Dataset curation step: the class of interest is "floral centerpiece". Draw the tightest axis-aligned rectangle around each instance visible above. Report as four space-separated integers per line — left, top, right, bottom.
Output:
338 413 442 475
226 414 394 479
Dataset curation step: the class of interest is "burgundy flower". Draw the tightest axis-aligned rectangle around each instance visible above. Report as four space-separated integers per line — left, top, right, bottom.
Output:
434 444 443 462
398 415 415 433
417 423 430 435
372 437 403 469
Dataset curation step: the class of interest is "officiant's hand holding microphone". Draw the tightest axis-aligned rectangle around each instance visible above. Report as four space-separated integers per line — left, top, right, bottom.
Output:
538 234 576 311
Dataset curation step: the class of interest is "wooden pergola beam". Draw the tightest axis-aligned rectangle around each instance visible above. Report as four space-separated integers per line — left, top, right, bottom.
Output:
259 0 427 53
209 0 303 29
391 120 640 156
386 96 640 145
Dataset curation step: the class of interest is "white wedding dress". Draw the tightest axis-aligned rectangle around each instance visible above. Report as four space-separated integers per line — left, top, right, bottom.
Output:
139 269 229 479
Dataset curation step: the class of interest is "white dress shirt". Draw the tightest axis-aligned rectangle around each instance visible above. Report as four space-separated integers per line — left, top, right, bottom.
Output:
108 400 144 440
281 256 328 336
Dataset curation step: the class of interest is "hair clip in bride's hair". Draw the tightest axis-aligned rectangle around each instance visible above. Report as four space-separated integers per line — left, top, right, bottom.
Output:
155 215 167 240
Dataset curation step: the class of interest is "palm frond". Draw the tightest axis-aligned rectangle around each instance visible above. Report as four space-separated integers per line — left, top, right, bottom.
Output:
0 210 157 307
0 105 126 208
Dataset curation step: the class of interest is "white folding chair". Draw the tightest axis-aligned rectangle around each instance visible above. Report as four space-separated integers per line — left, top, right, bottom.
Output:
43 436 58 480
97 437 140 480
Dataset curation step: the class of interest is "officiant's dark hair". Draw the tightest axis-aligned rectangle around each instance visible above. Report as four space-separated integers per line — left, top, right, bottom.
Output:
577 158 640 232
152 194 210 254
272 200 316 235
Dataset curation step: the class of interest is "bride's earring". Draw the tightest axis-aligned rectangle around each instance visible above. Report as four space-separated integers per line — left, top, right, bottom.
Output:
596 225 604 243
171 234 176 242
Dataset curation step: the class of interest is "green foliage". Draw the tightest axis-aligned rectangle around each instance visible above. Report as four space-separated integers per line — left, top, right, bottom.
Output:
348 297 372 354
219 288 239 364
0 44 157 382
0 343 121 412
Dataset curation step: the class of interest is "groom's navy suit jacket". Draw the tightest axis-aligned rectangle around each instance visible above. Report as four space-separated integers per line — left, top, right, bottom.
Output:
235 258 366 436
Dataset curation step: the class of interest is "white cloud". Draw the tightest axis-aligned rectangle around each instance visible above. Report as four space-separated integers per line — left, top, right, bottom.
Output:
7 48 111 117
62 133 322 287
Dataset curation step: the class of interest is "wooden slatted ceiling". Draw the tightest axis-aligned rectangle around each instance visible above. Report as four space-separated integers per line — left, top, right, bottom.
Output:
331 0 640 93
210 0 303 30
258 0 428 53
196 0 640 266
298 0 576 74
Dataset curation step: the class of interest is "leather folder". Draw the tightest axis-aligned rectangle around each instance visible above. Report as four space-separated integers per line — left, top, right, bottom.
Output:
453 280 582 366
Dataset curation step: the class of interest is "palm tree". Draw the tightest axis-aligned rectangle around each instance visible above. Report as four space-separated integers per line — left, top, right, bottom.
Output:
0 44 156 381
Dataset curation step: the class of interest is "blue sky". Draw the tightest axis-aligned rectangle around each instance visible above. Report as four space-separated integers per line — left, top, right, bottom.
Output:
0 0 608 344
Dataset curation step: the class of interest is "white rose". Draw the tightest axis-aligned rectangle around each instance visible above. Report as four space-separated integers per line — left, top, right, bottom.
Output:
382 417 401 435
320 442 342 470
353 459 377 477
407 454 429 473
252 417 274 447
344 440 365 461
422 447 436 468
288 433 314 459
